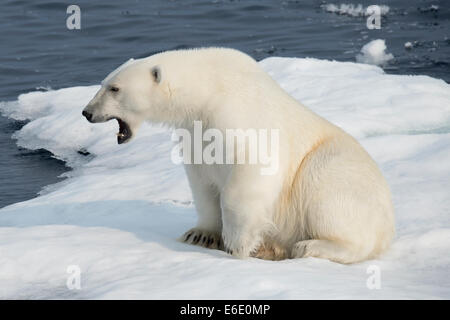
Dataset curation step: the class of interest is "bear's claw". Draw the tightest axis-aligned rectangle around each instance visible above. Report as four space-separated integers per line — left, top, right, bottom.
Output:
180 228 224 250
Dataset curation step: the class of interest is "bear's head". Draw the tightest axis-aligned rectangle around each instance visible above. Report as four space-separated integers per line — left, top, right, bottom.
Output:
82 48 256 144
82 58 169 144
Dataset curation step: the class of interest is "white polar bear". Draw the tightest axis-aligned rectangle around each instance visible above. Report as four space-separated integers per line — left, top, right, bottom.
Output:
82 48 395 264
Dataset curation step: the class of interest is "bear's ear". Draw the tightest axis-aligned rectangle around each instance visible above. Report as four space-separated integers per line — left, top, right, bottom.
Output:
151 66 161 84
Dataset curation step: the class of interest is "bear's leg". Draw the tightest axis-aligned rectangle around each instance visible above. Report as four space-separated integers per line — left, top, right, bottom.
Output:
180 165 223 250
291 239 365 264
220 166 281 258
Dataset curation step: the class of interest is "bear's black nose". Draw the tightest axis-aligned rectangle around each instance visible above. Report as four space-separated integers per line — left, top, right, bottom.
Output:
82 110 93 121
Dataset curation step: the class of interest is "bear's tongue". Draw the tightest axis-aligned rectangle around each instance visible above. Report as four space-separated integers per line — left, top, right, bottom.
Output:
116 118 132 144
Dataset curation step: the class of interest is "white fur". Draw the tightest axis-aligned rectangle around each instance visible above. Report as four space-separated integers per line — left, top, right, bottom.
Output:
84 48 395 264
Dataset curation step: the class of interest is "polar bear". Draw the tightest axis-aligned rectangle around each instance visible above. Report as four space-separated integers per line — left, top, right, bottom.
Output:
82 48 395 264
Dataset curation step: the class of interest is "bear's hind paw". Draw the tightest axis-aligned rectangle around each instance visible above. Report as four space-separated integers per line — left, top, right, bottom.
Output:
251 243 288 261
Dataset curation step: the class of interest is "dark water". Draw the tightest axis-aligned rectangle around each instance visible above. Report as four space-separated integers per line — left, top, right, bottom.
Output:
0 0 449 208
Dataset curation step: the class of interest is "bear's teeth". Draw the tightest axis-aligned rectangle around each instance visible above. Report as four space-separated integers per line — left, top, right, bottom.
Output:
117 133 125 138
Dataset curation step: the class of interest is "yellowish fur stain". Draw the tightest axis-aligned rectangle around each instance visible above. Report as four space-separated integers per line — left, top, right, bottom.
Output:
271 135 331 254
251 242 288 261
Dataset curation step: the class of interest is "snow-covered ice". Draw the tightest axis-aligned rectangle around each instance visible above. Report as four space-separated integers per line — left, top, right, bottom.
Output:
321 3 390 17
356 39 394 66
404 41 413 50
0 56 449 299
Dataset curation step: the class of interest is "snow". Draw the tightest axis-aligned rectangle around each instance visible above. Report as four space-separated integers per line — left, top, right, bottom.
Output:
1 56 450 299
321 3 390 17
356 39 394 66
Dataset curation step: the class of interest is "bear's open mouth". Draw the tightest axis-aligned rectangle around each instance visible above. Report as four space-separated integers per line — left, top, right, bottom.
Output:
115 118 132 144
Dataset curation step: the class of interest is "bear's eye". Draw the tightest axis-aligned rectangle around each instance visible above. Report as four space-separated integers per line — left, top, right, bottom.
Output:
109 86 119 92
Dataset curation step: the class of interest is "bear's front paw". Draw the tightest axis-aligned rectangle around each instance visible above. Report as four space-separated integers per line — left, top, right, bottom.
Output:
223 233 261 259
224 242 256 258
179 228 224 250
